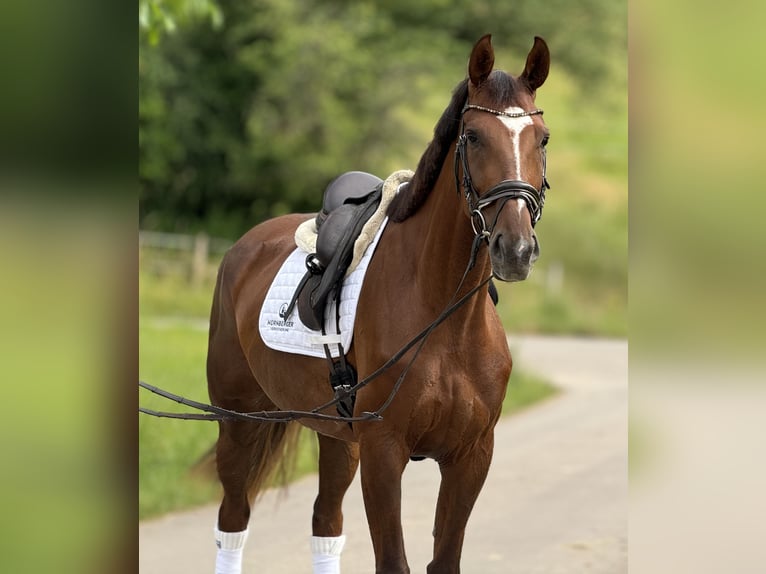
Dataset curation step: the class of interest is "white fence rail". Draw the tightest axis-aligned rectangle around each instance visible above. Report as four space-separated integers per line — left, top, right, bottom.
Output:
139 230 233 254
139 231 233 287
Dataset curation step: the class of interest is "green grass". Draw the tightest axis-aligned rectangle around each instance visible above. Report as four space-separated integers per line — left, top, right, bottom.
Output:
139 315 558 520
138 252 218 318
503 370 560 415
139 319 219 519
138 318 322 519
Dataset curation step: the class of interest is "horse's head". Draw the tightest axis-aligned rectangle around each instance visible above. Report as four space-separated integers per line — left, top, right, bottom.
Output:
458 35 550 282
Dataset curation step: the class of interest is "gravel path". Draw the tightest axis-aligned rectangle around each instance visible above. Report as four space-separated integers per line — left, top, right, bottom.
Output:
139 335 627 573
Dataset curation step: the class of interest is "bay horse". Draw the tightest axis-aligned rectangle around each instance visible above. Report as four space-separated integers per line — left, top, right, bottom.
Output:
207 34 550 574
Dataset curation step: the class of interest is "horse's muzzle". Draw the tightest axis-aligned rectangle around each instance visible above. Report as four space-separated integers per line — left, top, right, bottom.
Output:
489 233 540 282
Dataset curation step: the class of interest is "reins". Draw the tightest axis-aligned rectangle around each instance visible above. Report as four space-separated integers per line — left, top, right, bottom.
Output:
140 269 491 423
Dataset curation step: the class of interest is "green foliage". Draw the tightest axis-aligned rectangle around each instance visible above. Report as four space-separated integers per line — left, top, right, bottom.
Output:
374 0 626 87
139 0 223 45
494 191 627 337
139 0 627 238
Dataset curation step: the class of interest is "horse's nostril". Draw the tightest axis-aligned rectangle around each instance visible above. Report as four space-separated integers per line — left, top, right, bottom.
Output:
516 240 534 264
492 235 537 266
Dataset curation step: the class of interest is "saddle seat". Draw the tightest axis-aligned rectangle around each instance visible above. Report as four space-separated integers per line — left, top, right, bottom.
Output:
282 171 384 332
315 171 384 229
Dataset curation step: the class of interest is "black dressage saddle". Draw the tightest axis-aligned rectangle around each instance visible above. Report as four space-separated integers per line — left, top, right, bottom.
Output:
281 171 384 332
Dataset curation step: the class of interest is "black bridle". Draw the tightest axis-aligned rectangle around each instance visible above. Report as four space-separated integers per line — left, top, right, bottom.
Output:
454 103 550 241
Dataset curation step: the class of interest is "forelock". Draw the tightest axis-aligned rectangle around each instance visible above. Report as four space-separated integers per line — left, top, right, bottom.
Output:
480 70 522 108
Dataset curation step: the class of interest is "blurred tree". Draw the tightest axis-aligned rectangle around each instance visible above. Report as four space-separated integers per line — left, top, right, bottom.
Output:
139 0 626 238
139 0 223 44
140 0 438 235
349 0 626 85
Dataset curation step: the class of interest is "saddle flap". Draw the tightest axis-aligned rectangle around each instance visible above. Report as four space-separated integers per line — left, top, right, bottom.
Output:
316 204 362 267
297 275 324 331
295 187 382 332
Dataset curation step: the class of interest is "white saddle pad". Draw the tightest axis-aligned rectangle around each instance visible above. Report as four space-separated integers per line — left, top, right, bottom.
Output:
258 218 388 358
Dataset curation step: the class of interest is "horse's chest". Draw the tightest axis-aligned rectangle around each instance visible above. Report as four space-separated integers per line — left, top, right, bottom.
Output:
406 355 508 453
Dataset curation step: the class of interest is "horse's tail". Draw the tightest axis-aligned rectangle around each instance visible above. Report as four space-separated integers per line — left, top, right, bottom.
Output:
196 250 305 500
245 420 303 499
190 444 217 479
192 421 303 500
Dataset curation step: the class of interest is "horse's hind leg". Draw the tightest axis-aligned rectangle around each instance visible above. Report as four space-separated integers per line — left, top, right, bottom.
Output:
210 379 301 573
427 435 494 574
207 280 299 573
212 408 299 574
215 415 298 531
311 434 360 573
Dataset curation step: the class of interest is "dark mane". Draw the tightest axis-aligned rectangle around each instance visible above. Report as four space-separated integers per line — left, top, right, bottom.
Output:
387 79 469 222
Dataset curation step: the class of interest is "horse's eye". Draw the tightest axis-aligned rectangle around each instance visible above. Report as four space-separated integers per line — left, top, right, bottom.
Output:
541 134 550 147
465 131 479 144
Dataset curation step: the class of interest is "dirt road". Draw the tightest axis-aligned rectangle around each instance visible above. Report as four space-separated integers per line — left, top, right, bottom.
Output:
139 335 627 573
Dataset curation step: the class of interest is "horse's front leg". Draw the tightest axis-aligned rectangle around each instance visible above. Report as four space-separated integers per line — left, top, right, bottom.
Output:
311 434 360 573
359 431 411 574
427 433 495 574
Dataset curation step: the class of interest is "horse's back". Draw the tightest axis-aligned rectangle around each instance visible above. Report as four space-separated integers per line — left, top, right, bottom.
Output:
210 212 312 353
223 213 314 285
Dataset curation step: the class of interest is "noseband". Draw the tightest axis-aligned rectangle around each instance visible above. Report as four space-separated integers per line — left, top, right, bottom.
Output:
454 103 551 240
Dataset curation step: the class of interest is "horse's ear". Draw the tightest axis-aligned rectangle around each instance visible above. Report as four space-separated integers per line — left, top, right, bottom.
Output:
520 36 550 93
468 34 495 87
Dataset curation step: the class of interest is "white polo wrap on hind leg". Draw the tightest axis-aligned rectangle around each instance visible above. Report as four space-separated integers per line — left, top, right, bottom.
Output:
214 526 249 574
311 535 346 574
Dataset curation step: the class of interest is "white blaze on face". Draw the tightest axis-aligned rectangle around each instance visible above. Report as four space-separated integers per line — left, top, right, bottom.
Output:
497 106 535 217
497 106 534 180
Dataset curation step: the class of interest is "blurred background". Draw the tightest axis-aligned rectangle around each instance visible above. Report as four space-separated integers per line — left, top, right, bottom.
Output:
13 0 766 571
137 0 628 529
135 5 629 572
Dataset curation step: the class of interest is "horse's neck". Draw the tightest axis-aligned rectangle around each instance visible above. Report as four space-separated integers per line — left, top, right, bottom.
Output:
400 156 493 309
